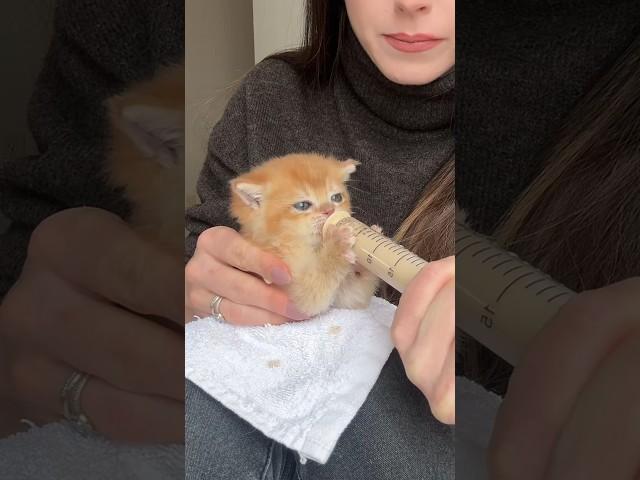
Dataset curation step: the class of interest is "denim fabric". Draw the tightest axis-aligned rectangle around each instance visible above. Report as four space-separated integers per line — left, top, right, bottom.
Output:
186 350 454 480
186 379 298 480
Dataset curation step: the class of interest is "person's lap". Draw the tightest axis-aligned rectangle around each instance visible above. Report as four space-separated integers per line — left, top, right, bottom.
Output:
185 380 297 480
186 350 454 480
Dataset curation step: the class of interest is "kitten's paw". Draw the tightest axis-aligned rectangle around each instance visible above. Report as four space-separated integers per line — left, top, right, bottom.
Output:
344 249 357 264
371 224 383 234
325 224 357 264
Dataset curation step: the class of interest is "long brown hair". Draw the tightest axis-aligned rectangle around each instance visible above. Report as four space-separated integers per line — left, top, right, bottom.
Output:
465 34 640 393
269 0 348 88
383 156 455 304
495 34 640 290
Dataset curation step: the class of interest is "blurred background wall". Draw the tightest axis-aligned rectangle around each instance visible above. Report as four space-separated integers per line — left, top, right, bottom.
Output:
185 0 304 207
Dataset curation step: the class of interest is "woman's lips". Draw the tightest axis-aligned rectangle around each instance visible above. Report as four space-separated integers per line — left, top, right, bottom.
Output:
383 33 443 53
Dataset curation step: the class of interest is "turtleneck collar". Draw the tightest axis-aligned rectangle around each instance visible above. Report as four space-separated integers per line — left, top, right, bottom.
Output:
338 25 454 131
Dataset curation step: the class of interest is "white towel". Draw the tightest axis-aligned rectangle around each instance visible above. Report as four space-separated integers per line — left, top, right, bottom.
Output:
0 421 183 479
185 296 397 464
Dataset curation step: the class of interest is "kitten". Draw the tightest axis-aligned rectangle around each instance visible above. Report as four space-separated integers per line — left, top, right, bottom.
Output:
105 63 185 259
229 153 380 317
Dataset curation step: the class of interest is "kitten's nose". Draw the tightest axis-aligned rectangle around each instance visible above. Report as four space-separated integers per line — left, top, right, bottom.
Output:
321 206 335 216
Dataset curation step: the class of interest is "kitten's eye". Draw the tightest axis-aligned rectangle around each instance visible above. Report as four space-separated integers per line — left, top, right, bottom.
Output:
293 201 312 211
331 193 343 203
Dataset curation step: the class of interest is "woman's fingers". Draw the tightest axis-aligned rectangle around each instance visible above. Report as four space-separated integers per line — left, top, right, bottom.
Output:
29 207 184 325
9 356 184 443
432 338 455 424
186 226 306 325
489 278 640 480
198 226 292 285
390 256 455 425
547 332 640 480
186 253 307 321
401 279 456 424
8 277 183 401
391 256 454 353
84 375 184 443
186 287 291 326
218 297 297 326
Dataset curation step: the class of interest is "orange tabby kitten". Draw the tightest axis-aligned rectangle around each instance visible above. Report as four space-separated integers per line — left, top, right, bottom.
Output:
105 64 185 258
230 153 380 317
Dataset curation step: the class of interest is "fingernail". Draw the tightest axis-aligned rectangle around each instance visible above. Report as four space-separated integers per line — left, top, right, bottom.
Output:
271 266 291 285
286 302 309 321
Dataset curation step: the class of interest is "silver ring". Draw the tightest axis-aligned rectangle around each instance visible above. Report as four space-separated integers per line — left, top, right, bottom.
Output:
60 371 93 432
210 294 226 322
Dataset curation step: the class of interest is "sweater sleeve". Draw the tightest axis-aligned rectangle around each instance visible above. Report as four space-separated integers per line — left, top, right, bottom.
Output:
184 76 253 261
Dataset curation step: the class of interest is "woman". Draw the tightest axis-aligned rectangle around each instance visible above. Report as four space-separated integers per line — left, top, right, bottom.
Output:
185 0 455 478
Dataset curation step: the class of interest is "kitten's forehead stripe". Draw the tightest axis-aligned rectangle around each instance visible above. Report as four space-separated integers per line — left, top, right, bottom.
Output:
243 154 349 207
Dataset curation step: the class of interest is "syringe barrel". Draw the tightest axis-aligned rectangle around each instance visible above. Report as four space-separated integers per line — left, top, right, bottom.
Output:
323 211 427 293
456 222 576 365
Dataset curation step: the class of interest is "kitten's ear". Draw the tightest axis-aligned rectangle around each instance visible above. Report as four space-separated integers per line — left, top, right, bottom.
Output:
231 180 263 209
113 104 184 168
341 158 360 181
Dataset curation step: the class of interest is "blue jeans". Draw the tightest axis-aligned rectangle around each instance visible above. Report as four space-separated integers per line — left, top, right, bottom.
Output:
186 350 454 479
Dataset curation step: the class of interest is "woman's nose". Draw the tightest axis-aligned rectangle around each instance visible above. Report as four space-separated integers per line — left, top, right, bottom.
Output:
395 0 430 14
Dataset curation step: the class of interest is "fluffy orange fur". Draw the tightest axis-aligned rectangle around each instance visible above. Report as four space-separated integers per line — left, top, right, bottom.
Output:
230 153 379 316
105 64 185 258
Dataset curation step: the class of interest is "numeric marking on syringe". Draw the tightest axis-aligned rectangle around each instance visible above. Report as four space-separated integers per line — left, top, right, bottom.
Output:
480 305 495 329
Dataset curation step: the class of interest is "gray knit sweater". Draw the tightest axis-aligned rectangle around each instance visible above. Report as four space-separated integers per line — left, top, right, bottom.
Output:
185 27 454 258
0 0 183 298
456 0 640 233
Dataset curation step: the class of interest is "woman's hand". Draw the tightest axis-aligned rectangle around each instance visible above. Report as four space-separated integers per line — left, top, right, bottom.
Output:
489 277 640 479
185 226 309 325
391 256 455 424
0 207 184 442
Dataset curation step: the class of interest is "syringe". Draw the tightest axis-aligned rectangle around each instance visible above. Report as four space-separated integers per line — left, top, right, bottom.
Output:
322 211 427 293
324 212 577 366
456 221 576 365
